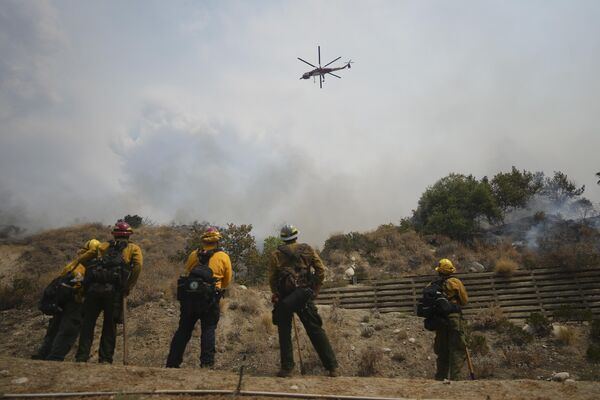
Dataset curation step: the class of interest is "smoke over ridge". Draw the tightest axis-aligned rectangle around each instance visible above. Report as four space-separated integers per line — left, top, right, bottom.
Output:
2 1 600 245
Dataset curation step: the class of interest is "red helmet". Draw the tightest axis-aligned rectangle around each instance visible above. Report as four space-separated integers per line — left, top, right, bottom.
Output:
112 220 133 237
201 227 222 243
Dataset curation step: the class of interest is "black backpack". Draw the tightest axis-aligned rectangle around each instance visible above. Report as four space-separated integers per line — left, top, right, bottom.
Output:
84 240 130 295
417 277 460 331
38 273 76 315
177 249 218 312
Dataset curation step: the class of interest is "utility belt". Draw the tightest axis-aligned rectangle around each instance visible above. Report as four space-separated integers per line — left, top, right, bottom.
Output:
176 276 221 302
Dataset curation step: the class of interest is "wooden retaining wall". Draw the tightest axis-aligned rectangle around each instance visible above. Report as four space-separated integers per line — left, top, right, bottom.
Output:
317 267 600 321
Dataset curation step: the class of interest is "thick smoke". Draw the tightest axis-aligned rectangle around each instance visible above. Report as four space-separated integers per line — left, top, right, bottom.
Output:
2 1 600 246
116 102 369 243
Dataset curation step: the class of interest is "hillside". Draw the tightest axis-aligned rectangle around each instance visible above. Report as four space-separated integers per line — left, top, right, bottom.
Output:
1 223 600 399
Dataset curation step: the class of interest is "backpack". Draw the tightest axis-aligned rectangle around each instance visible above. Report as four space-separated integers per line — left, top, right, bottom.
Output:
276 244 316 297
176 248 219 313
417 277 460 331
84 240 130 295
38 271 77 315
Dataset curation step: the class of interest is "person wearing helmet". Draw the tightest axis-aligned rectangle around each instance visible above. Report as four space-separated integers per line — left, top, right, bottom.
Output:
74 220 143 363
430 258 468 380
166 226 233 368
269 224 338 378
32 239 101 361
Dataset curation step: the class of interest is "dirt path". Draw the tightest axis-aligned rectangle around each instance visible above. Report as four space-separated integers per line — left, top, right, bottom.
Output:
1 356 599 400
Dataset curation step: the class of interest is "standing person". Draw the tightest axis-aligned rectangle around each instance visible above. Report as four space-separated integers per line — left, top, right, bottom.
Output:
32 239 101 361
269 224 338 378
430 258 468 381
166 227 233 368
74 220 143 363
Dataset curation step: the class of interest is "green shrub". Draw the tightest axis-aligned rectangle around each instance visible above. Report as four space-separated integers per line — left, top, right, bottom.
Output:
467 333 489 356
553 305 594 322
526 312 551 337
123 214 144 228
495 319 533 346
411 173 502 241
587 344 600 363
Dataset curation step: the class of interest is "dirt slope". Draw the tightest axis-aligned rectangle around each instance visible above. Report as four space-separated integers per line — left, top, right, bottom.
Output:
1 355 599 400
1 285 599 381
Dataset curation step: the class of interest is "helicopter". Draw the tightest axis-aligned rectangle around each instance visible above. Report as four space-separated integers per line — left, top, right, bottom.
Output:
298 46 352 88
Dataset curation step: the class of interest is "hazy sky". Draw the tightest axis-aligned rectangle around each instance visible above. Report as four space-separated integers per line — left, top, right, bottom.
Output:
1 0 600 245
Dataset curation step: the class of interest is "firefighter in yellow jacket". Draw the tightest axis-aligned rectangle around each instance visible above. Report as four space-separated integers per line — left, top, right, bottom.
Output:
166 227 233 368
432 258 468 380
74 220 143 363
32 239 101 361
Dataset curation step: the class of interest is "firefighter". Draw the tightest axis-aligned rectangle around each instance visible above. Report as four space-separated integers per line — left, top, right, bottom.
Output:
432 258 468 380
269 224 338 377
166 227 233 368
74 220 143 363
32 239 101 361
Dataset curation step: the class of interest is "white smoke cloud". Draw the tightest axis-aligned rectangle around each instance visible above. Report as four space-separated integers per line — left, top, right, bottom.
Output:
1 1 600 245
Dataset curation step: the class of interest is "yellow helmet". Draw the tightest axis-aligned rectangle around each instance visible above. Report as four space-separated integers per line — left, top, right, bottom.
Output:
435 258 456 275
85 239 101 251
201 227 222 243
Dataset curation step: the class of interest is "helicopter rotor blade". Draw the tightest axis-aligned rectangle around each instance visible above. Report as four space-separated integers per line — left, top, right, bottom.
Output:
328 72 342 79
297 57 317 68
323 57 341 68
318 46 321 67
319 74 322 89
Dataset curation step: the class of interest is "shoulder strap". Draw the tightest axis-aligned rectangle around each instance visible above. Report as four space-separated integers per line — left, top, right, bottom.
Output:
196 247 222 265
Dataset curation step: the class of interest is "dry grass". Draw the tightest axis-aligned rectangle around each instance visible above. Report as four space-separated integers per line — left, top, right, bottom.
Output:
239 294 262 315
360 325 375 338
471 305 505 330
258 312 274 335
553 325 575 345
473 355 498 378
494 257 518 276
501 345 543 369
357 346 381 376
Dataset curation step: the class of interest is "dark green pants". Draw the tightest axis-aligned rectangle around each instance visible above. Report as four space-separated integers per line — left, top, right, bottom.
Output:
76 291 121 363
434 313 466 380
277 301 337 372
34 301 83 361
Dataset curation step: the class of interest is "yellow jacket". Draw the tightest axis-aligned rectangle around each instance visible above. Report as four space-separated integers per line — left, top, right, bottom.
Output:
77 240 143 293
59 248 89 302
269 242 326 294
443 277 468 306
184 243 232 289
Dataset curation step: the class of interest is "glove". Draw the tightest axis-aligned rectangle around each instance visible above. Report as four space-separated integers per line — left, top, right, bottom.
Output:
271 293 280 304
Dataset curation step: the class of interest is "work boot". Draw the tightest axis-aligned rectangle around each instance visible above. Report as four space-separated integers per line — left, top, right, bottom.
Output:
277 369 294 378
327 368 339 377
